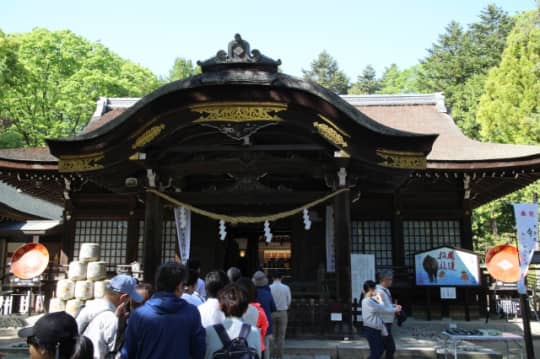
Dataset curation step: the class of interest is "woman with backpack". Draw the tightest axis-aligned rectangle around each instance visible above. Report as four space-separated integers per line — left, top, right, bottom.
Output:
204 283 261 359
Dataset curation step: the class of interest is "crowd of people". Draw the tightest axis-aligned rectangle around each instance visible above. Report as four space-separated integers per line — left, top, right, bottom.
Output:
20 260 291 359
19 261 403 359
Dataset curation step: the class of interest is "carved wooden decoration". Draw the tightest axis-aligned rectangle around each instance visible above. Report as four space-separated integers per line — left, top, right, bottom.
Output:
132 124 166 150
376 148 427 169
58 153 104 172
191 102 287 123
313 122 348 148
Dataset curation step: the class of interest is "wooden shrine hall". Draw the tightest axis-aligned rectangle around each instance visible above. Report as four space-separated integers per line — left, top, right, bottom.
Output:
2 35 540 316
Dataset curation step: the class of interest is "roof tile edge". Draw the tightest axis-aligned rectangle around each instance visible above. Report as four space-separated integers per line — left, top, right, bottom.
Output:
95 93 448 113
341 92 447 113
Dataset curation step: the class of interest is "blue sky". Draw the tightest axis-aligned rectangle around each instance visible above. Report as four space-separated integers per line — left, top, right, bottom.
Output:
1 1 536 80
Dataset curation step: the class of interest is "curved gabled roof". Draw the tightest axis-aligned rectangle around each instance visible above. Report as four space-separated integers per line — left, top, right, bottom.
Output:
48 69 434 145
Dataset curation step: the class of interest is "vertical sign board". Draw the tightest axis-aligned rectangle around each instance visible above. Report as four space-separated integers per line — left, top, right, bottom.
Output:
415 247 480 287
351 253 375 301
325 206 335 272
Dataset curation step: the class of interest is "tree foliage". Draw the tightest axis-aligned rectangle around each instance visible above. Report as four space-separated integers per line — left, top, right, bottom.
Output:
165 57 200 83
375 64 422 94
473 10 540 248
0 28 160 147
418 5 515 138
477 11 540 144
349 65 380 94
302 50 350 94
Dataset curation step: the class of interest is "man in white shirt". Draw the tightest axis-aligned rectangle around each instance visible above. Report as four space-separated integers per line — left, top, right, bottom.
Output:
269 272 291 359
198 270 229 327
375 269 401 359
76 274 143 359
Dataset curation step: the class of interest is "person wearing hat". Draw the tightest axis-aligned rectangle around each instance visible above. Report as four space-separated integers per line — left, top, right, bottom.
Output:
19 311 93 359
76 274 143 359
252 270 276 359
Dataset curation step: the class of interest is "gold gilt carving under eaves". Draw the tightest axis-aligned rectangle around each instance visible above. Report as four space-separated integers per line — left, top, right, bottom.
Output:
313 122 348 148
191 102 287 123
132 124 166 150
376 149 427 169
58 153 104 172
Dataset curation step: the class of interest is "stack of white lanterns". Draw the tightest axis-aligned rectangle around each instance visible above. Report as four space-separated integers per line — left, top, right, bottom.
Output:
49 243 109 317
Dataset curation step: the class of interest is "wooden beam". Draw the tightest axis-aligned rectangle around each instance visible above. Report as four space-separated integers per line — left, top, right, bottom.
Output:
162 191 331 205
159 144 328 153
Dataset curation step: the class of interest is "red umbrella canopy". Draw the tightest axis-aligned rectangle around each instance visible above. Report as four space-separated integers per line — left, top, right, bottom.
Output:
10 243 50 279
485 244 521 283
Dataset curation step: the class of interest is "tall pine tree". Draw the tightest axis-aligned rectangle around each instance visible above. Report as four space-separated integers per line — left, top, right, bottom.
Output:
349 65 380 94
302 50 350 94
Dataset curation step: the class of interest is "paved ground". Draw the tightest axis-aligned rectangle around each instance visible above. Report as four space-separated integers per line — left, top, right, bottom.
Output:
2 316 540 358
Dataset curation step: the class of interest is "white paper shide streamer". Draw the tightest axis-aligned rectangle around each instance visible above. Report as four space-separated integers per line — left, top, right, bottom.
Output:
264 220 272 243
174 206 191 264
219 220 227 241
303 208 312 230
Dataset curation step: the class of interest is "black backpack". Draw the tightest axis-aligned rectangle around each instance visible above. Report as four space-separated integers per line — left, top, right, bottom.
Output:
212 323 259 359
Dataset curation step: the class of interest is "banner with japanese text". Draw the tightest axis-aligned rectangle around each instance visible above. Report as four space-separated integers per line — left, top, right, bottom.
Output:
174 207 191 264
513 203 538 294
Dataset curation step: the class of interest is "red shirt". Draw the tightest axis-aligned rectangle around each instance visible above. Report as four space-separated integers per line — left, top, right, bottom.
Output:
250 302 269 351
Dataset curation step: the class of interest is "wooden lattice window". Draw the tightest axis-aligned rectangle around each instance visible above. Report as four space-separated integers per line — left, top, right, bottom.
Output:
74 220 128 271
136 221 178 265
161 221 177 262
403 220 461 266
351 221 393 268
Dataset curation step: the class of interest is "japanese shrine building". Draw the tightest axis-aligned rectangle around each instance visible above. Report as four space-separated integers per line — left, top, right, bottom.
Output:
1 35 540 313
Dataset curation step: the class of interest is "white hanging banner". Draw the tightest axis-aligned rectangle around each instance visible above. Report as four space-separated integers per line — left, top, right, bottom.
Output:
174 207 191 264
325 205 336 272
513 203 538 294
351 253 375 301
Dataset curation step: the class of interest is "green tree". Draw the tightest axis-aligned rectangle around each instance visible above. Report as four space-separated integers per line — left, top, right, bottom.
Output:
473 10 540 249
0 28 160 147
349 65 380 94
375 64 422 94
418 5 514 137
302 50 350 94
477 11 540 144
166 57 200 82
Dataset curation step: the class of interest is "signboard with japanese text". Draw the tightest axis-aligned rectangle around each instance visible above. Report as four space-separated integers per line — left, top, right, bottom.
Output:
414 247 480 286
513 203 538 294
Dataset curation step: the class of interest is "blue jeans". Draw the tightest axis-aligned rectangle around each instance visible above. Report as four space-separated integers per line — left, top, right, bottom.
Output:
364 326 384 359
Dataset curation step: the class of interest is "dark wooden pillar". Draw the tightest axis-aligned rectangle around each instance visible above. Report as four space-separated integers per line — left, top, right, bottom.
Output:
61 200 75 265
460 198 473 250
392 191 404 267
143 191 163 282
334 188 352 303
